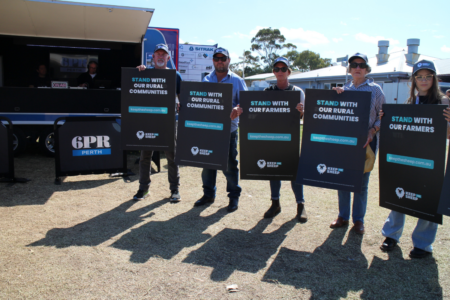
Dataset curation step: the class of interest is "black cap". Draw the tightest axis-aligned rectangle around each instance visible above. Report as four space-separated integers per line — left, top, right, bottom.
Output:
349 53 368 63
273 57 290 68
154 43 169 54
213 47 229 57
413 60 436 75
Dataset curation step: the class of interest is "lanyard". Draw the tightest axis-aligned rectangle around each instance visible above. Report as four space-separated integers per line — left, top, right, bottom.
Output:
415 95 419 105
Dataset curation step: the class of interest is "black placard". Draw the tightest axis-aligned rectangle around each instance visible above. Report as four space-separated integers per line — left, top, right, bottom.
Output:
438 147 450 216
121 68 176 151
239 91 300 180
296 89 371 192
0 117 14 178
380 104 446 224
175 82 232 170
55 117 127 177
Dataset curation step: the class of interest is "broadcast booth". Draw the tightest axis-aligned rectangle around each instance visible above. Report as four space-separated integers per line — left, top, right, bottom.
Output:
0 0 154 156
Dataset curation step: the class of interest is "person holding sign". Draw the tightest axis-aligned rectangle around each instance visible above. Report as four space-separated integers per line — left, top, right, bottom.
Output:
194 47 247 212
252 57 307 222
133 44 182 202
380 60 450 258
330 53 385 234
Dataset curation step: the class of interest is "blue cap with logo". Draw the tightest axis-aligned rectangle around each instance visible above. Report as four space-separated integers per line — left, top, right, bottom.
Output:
413 60 436 75
154 43 169 54
349 52 368 63
273 57 290 68
213 47 229 57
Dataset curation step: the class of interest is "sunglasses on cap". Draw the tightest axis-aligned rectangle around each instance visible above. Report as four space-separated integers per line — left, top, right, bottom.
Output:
350 62 368 69
213 56 228 62
273 67 288 73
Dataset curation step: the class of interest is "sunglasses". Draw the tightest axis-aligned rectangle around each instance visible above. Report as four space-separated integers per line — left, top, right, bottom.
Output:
213 56 227 62
350 62 368 69
414 74 434 82
273 67 288 73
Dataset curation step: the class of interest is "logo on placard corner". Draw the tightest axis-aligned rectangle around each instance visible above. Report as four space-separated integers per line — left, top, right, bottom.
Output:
395 187 421 200
72 135 111 156
317 164 327 174
191 146 213 156
136 131 145 140
257 160 266 169
189 46 194 51
395 187 405 199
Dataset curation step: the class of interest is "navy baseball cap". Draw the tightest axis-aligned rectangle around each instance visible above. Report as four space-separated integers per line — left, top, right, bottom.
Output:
213 47 229 57
413 60 436 75
349 53 368 63
273 57 290 68
154 43 169 54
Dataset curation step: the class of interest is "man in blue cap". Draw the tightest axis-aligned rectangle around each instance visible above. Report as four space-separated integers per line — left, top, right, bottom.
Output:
134 43 182 203
194 47 247 212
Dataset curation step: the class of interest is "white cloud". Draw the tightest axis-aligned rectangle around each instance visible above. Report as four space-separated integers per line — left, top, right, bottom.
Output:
340 21 347 26
391 46 405 52
229 52 240 60
279 27 329 47
179 38 185 44
207 39 216 43
354 33 399 45
342 33 349 36
434 35 444 39
332 38 343 43
442 45 450 53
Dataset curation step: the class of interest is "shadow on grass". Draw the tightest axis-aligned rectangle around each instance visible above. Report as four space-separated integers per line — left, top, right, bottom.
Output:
182 218 297 281
111 205 227 263
28 199 166 248
262 228 442 299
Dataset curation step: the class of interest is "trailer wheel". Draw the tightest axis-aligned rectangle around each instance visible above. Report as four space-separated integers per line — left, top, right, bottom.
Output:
12 128 27 155
39 129 55 157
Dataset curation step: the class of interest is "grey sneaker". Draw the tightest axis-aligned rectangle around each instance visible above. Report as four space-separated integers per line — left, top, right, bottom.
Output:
133 190 149 200
170 190 181 203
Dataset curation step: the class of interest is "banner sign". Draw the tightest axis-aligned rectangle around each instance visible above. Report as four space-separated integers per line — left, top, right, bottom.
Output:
0 117 14 179
143 27 179 70
178 44 217 82
239 91 300 180
380 104 446 224
121 68 176 151
438 147 450 216
296 89 371 192
54 117 127 178
175 82 232 170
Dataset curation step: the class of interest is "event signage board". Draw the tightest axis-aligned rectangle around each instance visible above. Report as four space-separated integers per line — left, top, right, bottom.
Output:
239 91 301 180
175 82 232 170
438 147 450 216
0 117 13 178
178 44 217 82
296 89 371 192
380 104 446 224
55 117 127 177
121 68 176 151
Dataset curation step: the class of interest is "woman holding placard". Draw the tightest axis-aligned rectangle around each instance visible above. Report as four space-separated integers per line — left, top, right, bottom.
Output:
331 53 385 234
380 59 450 258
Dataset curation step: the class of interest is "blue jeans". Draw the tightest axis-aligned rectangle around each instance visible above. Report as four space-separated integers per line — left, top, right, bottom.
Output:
270 180 304 204
201 130 241 201
381 210 438 252
337 171 370 223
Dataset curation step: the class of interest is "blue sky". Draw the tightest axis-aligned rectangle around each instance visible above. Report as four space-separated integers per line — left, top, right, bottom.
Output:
67 0 449 64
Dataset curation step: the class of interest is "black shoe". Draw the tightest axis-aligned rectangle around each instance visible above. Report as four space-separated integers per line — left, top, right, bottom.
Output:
194 195 215 207
380 237 397 251
297 203 307 223
227 198 239 212
170 190 181 203
133 189 149 200
409 247 431 259
264 200 281 218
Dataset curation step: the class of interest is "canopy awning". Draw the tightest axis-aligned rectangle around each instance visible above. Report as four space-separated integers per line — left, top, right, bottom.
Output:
0 0 154 43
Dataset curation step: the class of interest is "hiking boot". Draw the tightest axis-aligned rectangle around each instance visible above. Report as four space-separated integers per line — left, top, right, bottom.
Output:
170 190 181 203
297 203 308 223
264 200 281 218
133 189 149 200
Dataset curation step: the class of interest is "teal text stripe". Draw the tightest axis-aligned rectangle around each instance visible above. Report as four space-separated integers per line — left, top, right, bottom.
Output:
311 134 357 146
387 154 434 169
248 133 291 141
129 106 168 114
185 120 223 130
